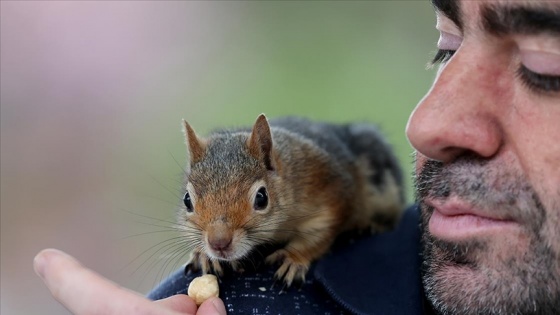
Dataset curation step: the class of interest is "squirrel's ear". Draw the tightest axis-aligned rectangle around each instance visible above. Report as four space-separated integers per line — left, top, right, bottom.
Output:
182 119 206 165
247 114 274 170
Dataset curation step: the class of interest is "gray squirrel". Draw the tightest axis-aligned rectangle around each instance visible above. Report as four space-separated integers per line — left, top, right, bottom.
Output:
180 114 405 287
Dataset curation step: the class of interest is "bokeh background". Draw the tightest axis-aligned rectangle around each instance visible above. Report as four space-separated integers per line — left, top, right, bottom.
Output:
1 1 437 314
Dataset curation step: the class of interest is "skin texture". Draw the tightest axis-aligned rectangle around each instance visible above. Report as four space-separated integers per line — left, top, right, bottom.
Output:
407 0 560 314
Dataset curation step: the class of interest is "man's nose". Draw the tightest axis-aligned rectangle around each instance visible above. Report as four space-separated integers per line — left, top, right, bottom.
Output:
406 48 505 163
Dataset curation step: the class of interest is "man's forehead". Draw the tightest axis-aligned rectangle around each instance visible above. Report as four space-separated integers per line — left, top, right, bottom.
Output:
433 0 560 35
432 0 560 20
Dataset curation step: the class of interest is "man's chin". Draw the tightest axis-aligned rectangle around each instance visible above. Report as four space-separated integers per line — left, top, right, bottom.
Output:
421 227 560 315
421 236 502 314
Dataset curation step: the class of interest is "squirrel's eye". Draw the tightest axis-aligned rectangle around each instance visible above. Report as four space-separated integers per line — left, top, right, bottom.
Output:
183 192 193 213
254 187 268 210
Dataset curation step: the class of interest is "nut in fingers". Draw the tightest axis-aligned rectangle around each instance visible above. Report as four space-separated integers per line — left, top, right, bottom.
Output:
187 274 220 306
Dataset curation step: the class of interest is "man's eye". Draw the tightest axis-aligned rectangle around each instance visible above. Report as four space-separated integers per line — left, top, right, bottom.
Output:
517 65 560 94
431 49 456 66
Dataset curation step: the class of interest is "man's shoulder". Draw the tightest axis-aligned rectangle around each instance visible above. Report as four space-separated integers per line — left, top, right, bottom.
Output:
148 205 423 315
314 205 424 314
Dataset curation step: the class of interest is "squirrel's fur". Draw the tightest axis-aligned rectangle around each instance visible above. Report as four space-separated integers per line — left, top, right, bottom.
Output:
180 114 405 287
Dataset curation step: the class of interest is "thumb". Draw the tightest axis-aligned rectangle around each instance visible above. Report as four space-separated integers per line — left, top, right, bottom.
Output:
196 297 227 315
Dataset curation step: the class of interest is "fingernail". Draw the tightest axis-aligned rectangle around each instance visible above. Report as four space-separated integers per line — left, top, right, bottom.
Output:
211 297 227 315
34 248 66 279
33 251 48 279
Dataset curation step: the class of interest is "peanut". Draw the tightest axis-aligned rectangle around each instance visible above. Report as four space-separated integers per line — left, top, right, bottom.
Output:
187 274 219 305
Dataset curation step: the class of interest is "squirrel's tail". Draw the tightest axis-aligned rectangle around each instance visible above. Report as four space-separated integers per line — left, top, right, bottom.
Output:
343 123 406 231
346 124 405 199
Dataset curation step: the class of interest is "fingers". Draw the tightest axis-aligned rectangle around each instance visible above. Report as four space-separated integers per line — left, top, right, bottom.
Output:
154 295 198 314
33 249 191 315
197 297 227 315
154 294 227 315
34 248 226 315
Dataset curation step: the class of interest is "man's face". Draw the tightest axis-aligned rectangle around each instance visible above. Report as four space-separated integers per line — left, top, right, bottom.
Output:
406 0 560 314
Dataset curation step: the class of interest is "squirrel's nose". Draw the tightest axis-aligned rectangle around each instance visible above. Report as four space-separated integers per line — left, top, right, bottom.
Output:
208 236 232 251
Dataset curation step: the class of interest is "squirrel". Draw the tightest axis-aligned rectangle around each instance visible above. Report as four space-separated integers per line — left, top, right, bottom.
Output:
179 114 405 288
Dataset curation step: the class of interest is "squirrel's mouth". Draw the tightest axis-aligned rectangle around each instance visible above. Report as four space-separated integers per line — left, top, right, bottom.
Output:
205 242 250 262
207 248 234 260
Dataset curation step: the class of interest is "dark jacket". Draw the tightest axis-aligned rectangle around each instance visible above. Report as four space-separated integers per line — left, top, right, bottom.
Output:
148 205 426 315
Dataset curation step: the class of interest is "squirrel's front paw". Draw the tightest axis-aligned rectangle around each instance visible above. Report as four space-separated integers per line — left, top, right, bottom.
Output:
230 260 245 274
266 249 309 289
185 250 224 277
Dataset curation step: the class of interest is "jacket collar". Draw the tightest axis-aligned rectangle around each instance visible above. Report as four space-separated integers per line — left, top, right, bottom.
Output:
313 206 425 315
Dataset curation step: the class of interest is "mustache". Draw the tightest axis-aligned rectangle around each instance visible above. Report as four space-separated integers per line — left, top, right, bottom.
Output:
413 153 545 230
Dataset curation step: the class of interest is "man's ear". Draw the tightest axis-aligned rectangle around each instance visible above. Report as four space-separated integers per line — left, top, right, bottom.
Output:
247 114 274 170
182 119 206 165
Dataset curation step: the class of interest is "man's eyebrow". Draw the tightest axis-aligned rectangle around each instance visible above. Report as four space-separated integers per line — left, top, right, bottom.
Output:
431 0 462 30
482 5 560 36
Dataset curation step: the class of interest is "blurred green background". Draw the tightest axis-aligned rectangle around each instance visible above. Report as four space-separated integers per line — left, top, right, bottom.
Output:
1 1 437 314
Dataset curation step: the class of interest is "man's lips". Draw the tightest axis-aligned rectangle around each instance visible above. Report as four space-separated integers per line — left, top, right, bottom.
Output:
426 197 518 240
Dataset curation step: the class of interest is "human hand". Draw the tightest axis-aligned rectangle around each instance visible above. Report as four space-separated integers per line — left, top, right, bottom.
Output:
34 249 227 315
